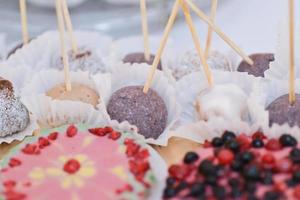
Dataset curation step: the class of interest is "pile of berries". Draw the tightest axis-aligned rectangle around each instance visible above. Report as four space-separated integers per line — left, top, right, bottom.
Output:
164 131 300 200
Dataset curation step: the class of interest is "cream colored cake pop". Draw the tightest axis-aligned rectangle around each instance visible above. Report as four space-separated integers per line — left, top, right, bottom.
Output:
195 84 248 121
46 82 100 106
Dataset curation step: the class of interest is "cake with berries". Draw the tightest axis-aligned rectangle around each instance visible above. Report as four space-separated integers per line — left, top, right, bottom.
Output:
163 131 300 200
0 124 156 200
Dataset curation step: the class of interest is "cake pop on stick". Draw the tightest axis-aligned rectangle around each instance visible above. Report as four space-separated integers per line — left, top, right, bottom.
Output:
143 0 180 93
185 0 253 65
180 0 213 86
55 0 71 91
61 0 78 54
140 0 150 61
19 0 29 45
204 0 218 59
267 0 300 127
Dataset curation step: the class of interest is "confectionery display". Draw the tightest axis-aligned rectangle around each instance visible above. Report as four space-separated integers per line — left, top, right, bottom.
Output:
123 52 162 70
195 84 249 122
107 86 168 139
0 77 30 138
0 124 157 200
46 82 100 106
163 131 300 200
2 0 300 199
237 53 275 77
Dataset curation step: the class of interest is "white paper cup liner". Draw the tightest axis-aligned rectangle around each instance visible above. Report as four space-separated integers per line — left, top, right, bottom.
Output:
6 30 113 74
0 113 38 144
106 63 180 146
171 70 261 143
21 69 111 128
248 78 300 139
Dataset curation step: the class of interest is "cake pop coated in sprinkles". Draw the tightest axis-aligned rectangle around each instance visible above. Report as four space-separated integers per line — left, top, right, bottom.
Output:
107 85 168 139
267 94 300 127
237 53 275 77
0 78 30 138
122 52 162 70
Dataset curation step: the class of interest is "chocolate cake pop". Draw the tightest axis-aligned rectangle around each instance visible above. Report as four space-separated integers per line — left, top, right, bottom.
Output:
122 52 162 70
0 77 30 138
174 50 232 80
107 85 168 139
195 84 248 121
267 94 300 127
46 82 100 106
237 53 274 77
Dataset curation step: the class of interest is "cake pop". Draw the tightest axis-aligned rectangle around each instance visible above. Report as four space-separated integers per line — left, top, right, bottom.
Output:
173 50 232 80
266 94 300 127
46 82 100 106
123 52 162 70
195 84 248 121
56 48 107 74
237 53 275 77
107 85 168 139
0 77 30 138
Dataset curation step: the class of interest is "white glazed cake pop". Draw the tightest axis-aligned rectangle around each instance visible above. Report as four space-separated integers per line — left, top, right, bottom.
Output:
195 84 248 121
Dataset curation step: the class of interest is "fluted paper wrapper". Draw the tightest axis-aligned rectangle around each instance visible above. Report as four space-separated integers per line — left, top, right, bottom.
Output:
107 63 180 146
21 69 111 128
6 30 113 74
248 78 300 139
171 70 261 143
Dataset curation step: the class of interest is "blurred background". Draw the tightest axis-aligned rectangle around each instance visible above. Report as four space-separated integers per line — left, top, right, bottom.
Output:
0 0 298 59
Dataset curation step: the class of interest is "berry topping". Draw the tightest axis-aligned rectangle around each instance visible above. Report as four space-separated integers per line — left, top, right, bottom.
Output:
225 139 240 151
184 152 199 164
252 138 264 148
290 148 300 163
163 187 177 198
212 137 224 147
198 159 216 175
243 165 261 181
239 151 254 164
63 159 81 174
169 165 190 180
166 177 176 186
265 139 282 151
217 149 234 165
279 134 297 147
190 182 205 197
221 131 236 143
108 131 121 140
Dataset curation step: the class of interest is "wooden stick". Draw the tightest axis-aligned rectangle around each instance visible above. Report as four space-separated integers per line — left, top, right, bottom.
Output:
185 0 254 65
204 0 218 59
56 0 72 91
143 0 180 93
19 0 29 44
289 0 295 104
181 0 213 86
140 0 150 61
61 0 78 54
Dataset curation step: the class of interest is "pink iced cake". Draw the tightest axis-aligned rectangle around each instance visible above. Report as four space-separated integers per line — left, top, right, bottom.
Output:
163 131 300 200
0 124 156 200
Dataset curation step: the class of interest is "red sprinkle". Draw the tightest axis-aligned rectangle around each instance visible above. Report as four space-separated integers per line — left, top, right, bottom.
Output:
48 132 59 140
63 159 81 174
108 131 121 140
135 149 150 160
22 144 39 155
88 128 106 137
218 149 234 165
66 125 78 137
4 190 26 200
3 180 16 188
203 140 212 148
9 158 22 168
38 137 50 149
252 131 266 140
126 143 140 157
